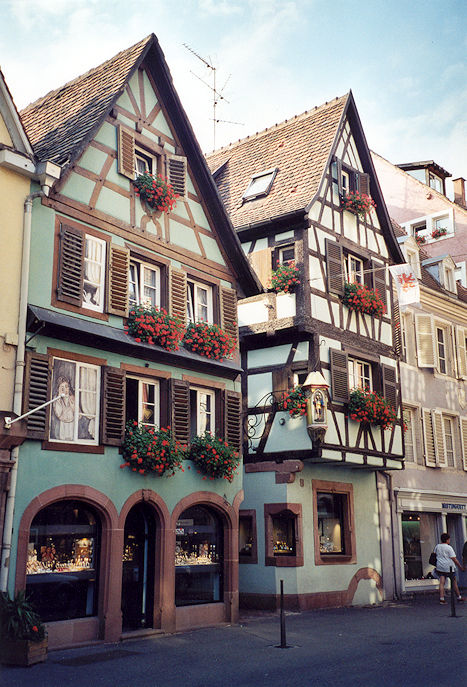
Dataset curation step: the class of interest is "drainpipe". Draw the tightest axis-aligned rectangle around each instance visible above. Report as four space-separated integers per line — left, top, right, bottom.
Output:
0 190 45 592
383 471 398 600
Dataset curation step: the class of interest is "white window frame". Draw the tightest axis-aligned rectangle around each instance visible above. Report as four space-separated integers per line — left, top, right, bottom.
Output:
278 245 295 265
50 358 100 446
345 254 364 285
187 279 213 324
401 209 454 244
348 358 372 391
403 406 418 463
436 326 447 375
83 235 106 313
191 386 215 436
134 377 160 429
243 168 277 200
443 415 455 467
134 147 158 178
293 370 309 387
129 261 161 309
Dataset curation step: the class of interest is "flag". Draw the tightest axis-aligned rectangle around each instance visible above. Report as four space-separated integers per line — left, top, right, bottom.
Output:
389 264 420 306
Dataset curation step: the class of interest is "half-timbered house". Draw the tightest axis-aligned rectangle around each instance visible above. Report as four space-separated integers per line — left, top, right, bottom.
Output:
5 35 260 648
207 92 406 610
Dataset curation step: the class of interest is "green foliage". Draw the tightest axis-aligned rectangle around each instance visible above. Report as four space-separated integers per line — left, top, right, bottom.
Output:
121 421 185 476
0 590 46 642
270 261 300 293
133 173 178 213
188 432 240 482
279 386 308 417
348 388 397 430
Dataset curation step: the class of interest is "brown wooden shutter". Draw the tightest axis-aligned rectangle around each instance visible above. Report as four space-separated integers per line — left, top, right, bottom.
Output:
422 408 437 467
57 224 84 306
220 286 238 347
415 313 435 367
23 352 50 439
170 379 190 446
248 247 273 287
117 125 135 179
358 172 370 196
167 154 187 197
336 159 343 195
272 368 289 394
169 266 187 326
393 298 402 357
224 390 242 454
330 348 349 403
107 244 130 317
371 260 387 310
382 364 397 410
326 239 344 295
459 417 467 471
101 367 126 446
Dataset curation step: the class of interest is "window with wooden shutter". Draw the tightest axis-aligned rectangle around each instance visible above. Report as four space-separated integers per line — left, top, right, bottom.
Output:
326 239 344 296
330 348 349 403
167 154 187 197
382 364 397 410
170 379 190 446
224 390 242 453
248 247 273 287
101 367 126 446
422 408 437 467
459 417 467 471
169 266 187 326
432 410 447 466
107 245 130 317
118 125 135 179
371 260 387 310
220 286 238 348
23 352 50 439
455 326 467 378
57 224 85 306
415 313 435 367
357 172 370 196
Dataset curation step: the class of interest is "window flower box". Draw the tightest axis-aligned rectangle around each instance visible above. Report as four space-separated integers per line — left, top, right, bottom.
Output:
279 385 308 418
125 305 185 351
121 421 184 476
348 388 396 430
431 227 447 240
183 322 236 360
342 282 386 318
415 234 426 246
270 260 300 293
188 432 240 482
341 191 376 219
133 172 178 214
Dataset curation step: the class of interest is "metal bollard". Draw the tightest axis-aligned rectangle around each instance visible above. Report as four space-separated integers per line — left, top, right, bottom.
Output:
279 579 287 648
450 567 456 618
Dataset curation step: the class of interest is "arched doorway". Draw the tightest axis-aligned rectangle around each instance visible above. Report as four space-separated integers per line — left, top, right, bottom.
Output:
121 503 156 630
26 500 100 623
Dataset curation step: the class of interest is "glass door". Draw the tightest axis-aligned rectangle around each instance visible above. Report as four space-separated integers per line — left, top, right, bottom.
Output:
121 504 155 630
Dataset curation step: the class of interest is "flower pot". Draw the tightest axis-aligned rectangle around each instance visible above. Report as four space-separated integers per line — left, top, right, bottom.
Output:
0 637 47 666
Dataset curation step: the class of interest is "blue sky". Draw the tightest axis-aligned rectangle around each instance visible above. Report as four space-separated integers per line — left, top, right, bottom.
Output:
1 0 466 195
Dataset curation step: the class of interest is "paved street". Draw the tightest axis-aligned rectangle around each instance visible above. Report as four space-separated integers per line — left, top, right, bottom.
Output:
1 596 465 687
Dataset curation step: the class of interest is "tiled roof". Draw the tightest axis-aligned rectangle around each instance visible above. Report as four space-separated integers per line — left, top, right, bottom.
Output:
206 95 348 228
20 35 152 165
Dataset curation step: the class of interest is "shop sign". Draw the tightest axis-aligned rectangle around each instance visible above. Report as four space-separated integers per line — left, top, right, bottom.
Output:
441 503 465 511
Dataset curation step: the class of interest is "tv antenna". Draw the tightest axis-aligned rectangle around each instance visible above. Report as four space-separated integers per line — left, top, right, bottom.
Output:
183 43 242 149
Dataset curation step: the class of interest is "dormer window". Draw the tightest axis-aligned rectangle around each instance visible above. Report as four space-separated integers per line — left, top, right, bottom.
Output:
444 265 455 292
429 173 442 193
135 148 156 176
243 168 278 200
278 245 295 265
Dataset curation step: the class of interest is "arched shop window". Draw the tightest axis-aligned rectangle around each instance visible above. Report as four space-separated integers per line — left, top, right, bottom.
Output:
175 505 223 606
26 500 100 622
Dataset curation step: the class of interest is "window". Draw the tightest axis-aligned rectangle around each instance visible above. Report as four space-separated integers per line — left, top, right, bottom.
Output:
187 279 213 324
129 261 160 309
239 510 257 564
348 357 372 390
126 377 160 428
278 245 295 265
443 416 455 467
312 480 356 565
293 370 309 386
26 501 100 622
436 327 447 374
429 173 442 193
345 254 364 284
264 503 303 567
331 159 370 200
83 235 106 312
412 221 427 238
134 148 157 177
403 407 417 463
443 265 455 292
402 511 439 582
49 358 100 445
190 387 215 438
243 168 277 200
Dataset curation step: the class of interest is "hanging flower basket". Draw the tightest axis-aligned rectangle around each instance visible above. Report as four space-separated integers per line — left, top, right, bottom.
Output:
188 432 240 482
431 227 447 239
270 261 300 293
183 322 236 360
279 385 308 417
125 306 185 351
133 173 178 214
341 191 376 219
348 388 397 430
342 282 386 318
120 421 185 476
415 234 426 246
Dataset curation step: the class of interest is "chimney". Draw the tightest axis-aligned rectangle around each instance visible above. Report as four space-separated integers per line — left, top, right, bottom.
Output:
452 177 466 208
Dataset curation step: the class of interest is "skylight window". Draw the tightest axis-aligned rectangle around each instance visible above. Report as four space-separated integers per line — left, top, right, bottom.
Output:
243 168 278 200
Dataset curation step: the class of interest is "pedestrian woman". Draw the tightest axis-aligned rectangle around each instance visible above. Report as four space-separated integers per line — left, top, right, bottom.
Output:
435 533 464 604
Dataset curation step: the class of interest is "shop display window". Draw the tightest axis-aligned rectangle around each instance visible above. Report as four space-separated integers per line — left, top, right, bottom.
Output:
402 511 439 581
264 503 303 567
26 500 100 622
239 510 257 564
312 480 356 565
317 492 345 554
175 506 223 606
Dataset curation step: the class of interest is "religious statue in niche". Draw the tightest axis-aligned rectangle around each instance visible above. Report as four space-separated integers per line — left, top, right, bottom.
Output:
312 389 326 424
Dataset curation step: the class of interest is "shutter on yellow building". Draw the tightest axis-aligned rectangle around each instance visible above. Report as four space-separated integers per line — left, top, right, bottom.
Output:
432 410 447 466
422 408 437 467
456 327 467 377
460 417 467 471
415 313 435 367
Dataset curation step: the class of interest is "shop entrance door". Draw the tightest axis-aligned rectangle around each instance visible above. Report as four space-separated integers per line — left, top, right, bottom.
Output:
446 514 463 560
121 504 155 631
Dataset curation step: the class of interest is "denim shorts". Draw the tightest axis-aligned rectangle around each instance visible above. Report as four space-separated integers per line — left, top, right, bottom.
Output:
436 569 456 578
